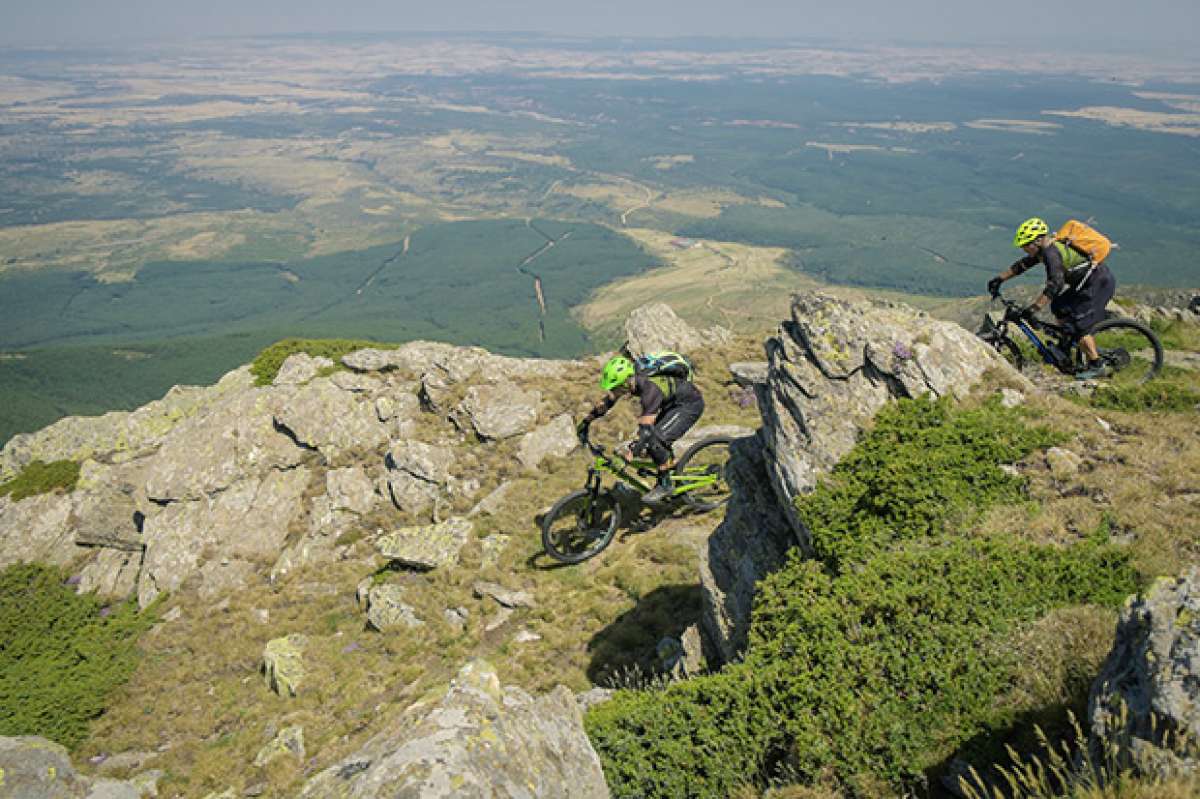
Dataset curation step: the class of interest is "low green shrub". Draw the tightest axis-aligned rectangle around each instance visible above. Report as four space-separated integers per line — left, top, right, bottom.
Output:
1088 379 1200 413
0 459 81 501
249 338 397 386
795 396 1062 573
0 564 159 749
585 397 1138 798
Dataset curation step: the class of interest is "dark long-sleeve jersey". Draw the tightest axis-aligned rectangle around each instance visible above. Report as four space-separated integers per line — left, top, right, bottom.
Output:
594 372 703 419
1010 242 1067 301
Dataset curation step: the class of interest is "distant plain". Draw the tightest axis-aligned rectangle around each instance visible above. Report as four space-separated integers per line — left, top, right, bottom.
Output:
1 35 1198 443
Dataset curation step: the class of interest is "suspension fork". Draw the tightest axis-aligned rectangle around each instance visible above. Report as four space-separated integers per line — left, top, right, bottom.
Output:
1013 321 1058 364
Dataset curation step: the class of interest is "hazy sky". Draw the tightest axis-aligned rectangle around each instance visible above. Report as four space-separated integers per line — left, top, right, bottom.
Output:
2 0 1199 50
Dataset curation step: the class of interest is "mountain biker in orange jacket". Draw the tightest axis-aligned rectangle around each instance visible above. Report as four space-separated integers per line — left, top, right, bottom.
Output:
987 217 1116 379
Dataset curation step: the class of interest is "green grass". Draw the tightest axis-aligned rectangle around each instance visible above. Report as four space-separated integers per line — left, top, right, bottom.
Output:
0 564 160 749
585 396 1139 798
249 337 398 386
0 459 81 501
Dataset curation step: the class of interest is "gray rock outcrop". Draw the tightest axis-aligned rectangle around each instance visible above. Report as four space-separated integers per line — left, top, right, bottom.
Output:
262 634 308 697
298 659 609 799
365 584 424 631
1089 569 1200 778
516 414 578 469
384 440 455 515
273 378 390 464
459 382 541 440
375 517 472 570
623 302 732 355
0 736 144 799
273 353 333 386
701 292 1011 663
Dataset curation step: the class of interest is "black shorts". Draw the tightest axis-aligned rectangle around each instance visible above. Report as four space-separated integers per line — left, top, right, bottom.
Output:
655 398 705 450
1051 263 1115 338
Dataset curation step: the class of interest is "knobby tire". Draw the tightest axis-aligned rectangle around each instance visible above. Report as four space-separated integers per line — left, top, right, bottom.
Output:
675 436 735 512
541 488 621 564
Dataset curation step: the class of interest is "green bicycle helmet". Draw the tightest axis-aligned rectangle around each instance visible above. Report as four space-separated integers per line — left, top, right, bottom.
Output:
1013 217 1050 247
600 355 635 391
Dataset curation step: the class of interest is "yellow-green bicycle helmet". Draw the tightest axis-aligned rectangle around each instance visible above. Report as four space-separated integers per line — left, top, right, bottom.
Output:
600 355 635 391
1013 217 1050 247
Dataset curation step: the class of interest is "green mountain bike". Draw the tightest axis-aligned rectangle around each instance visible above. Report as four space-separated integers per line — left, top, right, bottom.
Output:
540 423 735 564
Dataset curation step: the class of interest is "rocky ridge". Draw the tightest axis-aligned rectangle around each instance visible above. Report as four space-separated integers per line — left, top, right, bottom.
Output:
3 291 1195 795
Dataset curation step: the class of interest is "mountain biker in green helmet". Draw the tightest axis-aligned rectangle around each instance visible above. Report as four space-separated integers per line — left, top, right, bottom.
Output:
577 354 705 504
987 217 1117 379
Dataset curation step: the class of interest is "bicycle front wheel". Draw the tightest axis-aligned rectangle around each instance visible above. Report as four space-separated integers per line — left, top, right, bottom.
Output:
675 436 735 512
541 488 621 564
1086 318 1164 383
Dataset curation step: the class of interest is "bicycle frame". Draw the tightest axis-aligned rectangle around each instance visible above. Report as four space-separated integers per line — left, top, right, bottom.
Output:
581 434 720 501
989 293 1074 370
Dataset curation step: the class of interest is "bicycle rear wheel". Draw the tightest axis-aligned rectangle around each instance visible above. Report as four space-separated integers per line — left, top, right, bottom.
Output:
541 488 621 564
675 436 734 512
1085 319 1164 383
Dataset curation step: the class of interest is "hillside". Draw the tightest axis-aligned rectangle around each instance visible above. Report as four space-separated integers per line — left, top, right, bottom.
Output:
1 294 1199 798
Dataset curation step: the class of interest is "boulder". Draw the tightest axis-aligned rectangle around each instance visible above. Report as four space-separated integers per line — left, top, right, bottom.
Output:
273 378 389 464
145 387 304 502
375 517 472 570
253 726 305 767
138 468 311 607
729 361 769 388
1089 570 1200 778
672 424 755 458
516 414 578 469
384 441 455 514
624 302 731 355
272 354 333 386
326 467 377 515
468 481 516 517
365 584 425 631
459 382 541 440
1046 446 1084 480
701 292 1010 663
298 659 609 799
262 634 308 697
329 370 382 393
0 492 75 569
0 367 253 483
473 580 536 609
0 736 144 798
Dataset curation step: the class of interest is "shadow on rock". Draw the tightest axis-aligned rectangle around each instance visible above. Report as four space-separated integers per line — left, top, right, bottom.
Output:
586 583 702 686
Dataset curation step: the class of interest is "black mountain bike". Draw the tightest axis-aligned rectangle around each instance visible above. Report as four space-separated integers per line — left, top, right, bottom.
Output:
540 423 734 564
979 290 1163 383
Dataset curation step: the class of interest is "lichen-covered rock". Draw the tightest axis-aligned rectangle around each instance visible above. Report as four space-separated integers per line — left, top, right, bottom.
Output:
329 370 382 393
326 467 377 515
365 584 424 631
0 736 144 798
145 386 304 502
672 424 755 459
729 361 769 387
473 580 536 609
375 518 472 570
468 481 515 517
138 468 311 607
1046 446 1084 480
0 492 75 569
298 659 609 799
0 367 253 483
273 378 389 464
383 440 455 514
624 302 731 355
459 382 541 440
700 433 796 663
272 353 333 386
253 725 305 767
516 414 578 469
262 634 308 697
1089 569 1200 778
702 292 1010 663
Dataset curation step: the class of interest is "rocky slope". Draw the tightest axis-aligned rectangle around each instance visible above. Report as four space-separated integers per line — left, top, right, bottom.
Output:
2 292 1198 797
